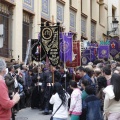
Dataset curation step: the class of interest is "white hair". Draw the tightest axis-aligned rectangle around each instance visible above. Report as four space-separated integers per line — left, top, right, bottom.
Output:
94 68 101 72
0 58 6 73
88 62 93 66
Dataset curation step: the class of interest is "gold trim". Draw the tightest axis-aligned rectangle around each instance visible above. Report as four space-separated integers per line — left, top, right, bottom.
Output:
42 28 53 40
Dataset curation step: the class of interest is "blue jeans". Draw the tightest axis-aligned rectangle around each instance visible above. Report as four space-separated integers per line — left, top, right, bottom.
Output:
53 117 67 120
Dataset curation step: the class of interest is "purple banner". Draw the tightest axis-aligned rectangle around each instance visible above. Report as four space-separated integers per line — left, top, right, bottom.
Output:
81 49 91 65
91 48 97 61
87 42 98 61
98 45 109 59
60 33 72 62
110 39 119 57
118 41 120 52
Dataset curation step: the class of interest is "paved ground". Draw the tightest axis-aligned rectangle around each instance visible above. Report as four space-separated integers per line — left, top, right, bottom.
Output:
15 108 70 120
15 108 51 120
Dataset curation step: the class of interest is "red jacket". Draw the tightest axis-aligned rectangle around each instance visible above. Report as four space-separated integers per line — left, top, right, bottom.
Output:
0 76 15 120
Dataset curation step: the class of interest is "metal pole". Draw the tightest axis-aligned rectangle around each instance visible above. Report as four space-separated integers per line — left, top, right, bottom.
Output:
52 66 54 84
62 32 67 90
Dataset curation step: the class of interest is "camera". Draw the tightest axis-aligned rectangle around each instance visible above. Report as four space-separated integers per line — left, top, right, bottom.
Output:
12 73 16 77
13 64 20 70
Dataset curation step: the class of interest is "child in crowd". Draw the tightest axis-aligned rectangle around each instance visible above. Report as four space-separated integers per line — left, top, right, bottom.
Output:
82 86 103 120
81 79 90 100
96 76 107 111
69 80 82 120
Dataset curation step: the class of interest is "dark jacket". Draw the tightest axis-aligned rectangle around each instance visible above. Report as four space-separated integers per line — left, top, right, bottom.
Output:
5 73 15 95
16 75 24 85
42 70 61 90
82 74 93 84
60 71 72 89
42 70 61 99
25 73 32 88
83 95 103 120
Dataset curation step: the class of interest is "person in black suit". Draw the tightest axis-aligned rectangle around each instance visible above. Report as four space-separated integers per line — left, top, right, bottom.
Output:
42 65 61 115
5 65 15 97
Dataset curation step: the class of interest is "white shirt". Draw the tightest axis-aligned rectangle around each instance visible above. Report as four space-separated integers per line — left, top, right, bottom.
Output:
14 78 18 88
50 93 70 119
103 85 120 113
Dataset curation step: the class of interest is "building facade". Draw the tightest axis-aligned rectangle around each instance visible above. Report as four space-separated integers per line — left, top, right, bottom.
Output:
0 0 119 61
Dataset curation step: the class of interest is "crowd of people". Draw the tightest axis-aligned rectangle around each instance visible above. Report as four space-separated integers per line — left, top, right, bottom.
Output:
0 57 120 120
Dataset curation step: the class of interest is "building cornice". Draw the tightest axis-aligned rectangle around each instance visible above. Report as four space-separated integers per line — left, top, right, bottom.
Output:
91 19 97 24
81 13 88 18
57 0 65 5
23 9 35 15
3 0 16 6
99 23 105 28
97 0 104 5
104 4 108 10
70 6 77 12
40 17 52 25
81 36 88 40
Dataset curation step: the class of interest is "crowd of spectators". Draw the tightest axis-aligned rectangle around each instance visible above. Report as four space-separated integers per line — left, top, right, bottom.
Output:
0 57 120 120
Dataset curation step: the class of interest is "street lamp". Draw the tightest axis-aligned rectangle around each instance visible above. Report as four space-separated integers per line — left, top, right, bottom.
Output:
107 18 119 36
112 18 119 31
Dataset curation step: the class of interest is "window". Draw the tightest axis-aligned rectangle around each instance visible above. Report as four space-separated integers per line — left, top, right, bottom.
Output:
70 10 76 32
22 12 30 61
0 3 9 58
22 22 29 61
81 15 87 37
57 2 64 23
91 21 96 41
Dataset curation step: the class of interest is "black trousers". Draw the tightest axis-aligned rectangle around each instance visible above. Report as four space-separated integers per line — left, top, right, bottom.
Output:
31 86 41 108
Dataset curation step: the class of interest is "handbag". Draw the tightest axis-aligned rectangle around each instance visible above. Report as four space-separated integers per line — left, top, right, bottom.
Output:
50 102 63 120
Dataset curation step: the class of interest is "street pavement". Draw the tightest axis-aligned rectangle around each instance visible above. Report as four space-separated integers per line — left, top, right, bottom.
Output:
15 108 51 120
15 108 70 120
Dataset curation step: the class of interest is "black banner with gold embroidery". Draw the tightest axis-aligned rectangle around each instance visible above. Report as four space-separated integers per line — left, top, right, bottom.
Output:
40 25 60 66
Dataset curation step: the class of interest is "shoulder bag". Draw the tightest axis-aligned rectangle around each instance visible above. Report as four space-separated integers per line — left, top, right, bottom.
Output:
50 102 63 120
